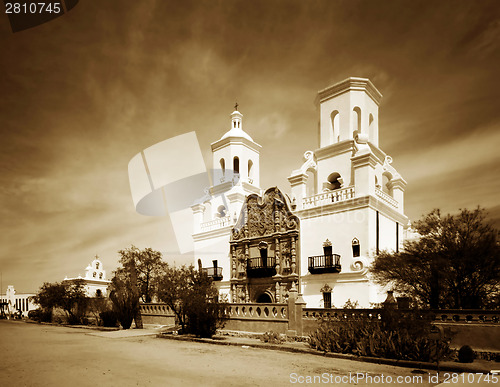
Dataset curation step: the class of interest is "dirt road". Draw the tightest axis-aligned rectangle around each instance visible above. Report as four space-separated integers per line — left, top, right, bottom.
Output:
0 321 446 386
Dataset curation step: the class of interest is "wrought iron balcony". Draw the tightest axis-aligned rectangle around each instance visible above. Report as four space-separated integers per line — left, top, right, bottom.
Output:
308 254 341 274
247 257 276 278
202 266 223 281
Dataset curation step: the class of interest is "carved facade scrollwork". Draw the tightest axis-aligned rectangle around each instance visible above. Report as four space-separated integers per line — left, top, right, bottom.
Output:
230 187 300 303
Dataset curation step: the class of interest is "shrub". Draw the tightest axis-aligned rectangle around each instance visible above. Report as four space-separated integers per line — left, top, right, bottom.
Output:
67 314 81 325
28 308 52 323
261 331 285 344
185 301 227 338
458 345 475 363
308 314 451 362
100 310 119 328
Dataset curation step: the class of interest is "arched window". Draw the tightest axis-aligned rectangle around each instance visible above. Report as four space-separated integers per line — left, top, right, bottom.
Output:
353 107 361 137
248 159 253 180
320 284 332 309
382 172 393 196
259 241 268 267
325 172 342 190
352 238 360 257
217 205 227 218
330 111 339 143
93 272 96 278
96 262 99 270
96 289 102 297
99 273 103 279
220 158 225 177
233 157 239 174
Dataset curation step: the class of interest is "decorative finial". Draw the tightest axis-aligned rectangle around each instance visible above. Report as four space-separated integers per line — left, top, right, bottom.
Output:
234 102 239 111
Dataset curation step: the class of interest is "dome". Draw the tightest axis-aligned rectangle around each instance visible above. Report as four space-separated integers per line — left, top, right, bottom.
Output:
220 127 254 142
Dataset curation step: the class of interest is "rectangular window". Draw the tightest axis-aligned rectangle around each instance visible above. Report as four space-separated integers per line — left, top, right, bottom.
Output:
323 292 332 309
396 222 399 253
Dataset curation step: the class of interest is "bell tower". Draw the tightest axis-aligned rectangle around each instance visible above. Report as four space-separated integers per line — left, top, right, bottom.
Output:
318 77 381 148
191 106 262 300
288 77 409 309
211 105 261 193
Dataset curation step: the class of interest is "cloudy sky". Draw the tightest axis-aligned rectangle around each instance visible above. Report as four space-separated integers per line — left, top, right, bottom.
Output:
1 0 499 293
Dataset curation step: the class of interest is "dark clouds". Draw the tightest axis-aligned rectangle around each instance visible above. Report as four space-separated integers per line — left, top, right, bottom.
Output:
0 0 499 292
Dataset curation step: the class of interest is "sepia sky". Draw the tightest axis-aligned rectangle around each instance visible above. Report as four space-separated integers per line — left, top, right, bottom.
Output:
1 0 499 292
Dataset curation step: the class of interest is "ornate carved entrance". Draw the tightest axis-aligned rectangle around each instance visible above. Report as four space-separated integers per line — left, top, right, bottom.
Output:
230 187 300 303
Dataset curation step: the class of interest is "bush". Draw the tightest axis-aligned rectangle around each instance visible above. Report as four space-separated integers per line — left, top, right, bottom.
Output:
100 310 119 327
308 314 451 362
67 314 82 325
261 331 286 344
458 345 475 363
28 308 52 323
185 302 227 338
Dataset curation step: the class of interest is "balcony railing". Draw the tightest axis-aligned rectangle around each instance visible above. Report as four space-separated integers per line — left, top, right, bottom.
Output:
375 188 398 208
202 267 223 281
247 257 276 278
200 215 232 232
302 186 355 209
308 254 341 274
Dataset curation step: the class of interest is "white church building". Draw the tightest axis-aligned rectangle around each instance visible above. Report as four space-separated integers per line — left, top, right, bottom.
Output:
192 77 409 308
63 256 111 297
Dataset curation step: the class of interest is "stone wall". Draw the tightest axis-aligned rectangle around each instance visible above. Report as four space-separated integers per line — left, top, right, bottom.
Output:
140 303 176 326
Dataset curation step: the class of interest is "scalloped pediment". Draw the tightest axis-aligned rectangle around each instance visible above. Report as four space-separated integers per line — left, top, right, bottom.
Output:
231 187 299 241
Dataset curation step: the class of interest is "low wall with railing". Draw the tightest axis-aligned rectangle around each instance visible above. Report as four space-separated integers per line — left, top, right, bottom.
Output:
302 308 383 334
140 303 176 326
223 303 290 334
139 300 499 349
302 307 500 351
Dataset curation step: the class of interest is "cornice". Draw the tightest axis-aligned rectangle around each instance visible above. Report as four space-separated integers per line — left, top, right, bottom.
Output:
226 190 246 202
191 203 205 213
296 196 370 220
315 77 383 106
288 173 309 186
210 182 234 195
368 195 409 224
230 229 299 245
300 271 369 284
241 182 261 194
193 225 232 242
315 140 357 161
388 177 407 191
211 136 262 153
295 194 408 224
367 143 386 164
351 152 379 169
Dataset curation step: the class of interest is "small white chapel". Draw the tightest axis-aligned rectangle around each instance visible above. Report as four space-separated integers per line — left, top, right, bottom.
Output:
63 256 111 297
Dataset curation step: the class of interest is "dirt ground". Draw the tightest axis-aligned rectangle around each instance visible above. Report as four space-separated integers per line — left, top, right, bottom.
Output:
0 321 491 386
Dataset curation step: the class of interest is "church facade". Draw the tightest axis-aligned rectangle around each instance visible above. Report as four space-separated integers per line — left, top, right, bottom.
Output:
63 256 111 297
192 77 409 308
